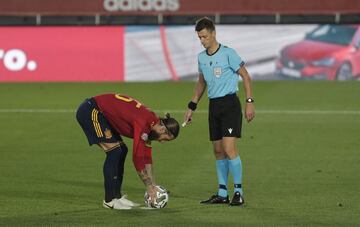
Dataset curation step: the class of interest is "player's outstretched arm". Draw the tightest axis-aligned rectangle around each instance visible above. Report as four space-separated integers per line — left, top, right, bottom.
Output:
137 166 153 186
137 167 160 201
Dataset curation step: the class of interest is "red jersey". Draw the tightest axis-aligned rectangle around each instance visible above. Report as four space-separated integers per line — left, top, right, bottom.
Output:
93 94 159 171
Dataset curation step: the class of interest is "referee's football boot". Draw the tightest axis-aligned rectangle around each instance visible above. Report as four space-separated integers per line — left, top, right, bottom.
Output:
200 194 230 204
229 192 245 206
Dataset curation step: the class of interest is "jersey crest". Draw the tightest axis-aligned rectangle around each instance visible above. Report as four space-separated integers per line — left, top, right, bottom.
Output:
141 133 148 141
214 67 222 77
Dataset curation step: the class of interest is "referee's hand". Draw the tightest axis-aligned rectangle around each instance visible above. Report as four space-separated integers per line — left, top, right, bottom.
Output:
245 103 255 122
183 109 193 127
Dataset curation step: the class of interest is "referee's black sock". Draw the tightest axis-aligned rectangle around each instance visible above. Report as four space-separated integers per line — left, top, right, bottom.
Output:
114 143 128 198
103 146 121 203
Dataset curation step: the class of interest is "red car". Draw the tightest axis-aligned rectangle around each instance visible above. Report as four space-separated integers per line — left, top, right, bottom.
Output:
276 25 360 80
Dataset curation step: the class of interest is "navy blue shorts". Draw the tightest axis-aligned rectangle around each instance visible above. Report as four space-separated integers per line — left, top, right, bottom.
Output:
76 98 122 146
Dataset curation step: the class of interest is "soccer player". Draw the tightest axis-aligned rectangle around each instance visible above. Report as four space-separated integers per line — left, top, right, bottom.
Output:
76 93 180 210
183 17 255 206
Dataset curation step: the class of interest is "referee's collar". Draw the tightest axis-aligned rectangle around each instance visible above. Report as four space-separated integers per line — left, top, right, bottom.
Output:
206 44 221 56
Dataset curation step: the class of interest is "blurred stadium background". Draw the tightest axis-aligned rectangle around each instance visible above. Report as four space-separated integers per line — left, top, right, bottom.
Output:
1 0 360 81
1 1 360 226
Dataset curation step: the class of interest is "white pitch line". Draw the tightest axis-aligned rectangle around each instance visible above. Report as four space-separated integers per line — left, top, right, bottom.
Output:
0 109 360 115
0 109 76 113
253 110 360 115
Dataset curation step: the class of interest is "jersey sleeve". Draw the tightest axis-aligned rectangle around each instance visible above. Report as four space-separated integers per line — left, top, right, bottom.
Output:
228 48 245 73
144 143 152 165
132 122 151 171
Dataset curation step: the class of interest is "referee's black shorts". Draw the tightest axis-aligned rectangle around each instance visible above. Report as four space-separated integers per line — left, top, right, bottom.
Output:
76 98 123 146
208 93 242 141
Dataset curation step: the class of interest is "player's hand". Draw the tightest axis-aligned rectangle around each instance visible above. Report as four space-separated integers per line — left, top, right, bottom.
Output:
182 109 193 127
146 185 161 204
245 103 255 122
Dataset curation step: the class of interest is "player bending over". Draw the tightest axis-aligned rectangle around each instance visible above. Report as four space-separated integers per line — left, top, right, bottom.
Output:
76 93 180 210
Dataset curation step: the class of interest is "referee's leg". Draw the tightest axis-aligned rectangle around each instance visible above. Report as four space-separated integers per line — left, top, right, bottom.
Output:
222 137 245 206
213 140 229 198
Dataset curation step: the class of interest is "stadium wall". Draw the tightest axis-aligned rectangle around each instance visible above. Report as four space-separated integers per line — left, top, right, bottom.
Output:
0 27 124 82
0 0 359 25
0 25 317 82
1 0 359 15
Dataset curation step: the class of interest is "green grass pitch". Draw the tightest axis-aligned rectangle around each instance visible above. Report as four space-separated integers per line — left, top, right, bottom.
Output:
0 81 359 226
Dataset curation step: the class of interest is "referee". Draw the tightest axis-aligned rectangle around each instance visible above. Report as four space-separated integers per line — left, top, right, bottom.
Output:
183 17 255 206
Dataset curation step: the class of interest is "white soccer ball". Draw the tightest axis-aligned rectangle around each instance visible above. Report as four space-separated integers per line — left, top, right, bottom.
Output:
144 185 169 209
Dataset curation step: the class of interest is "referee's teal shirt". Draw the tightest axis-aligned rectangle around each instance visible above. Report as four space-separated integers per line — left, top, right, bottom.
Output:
198 44 245 99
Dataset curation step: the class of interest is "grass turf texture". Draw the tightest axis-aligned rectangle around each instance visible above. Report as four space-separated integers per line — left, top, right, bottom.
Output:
0 81 359 226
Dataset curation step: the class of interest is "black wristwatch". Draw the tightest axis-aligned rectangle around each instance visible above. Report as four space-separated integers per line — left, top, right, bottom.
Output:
246 98 254 103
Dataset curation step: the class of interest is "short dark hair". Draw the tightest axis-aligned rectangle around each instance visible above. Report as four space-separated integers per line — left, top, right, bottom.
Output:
160 113 180 138
195 17 215 32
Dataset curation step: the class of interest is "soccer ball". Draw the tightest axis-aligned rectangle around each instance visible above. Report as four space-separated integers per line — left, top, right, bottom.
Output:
144 185 169 209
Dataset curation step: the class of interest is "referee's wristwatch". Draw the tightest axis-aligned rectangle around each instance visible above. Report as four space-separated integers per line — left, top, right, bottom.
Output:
246 98 254 103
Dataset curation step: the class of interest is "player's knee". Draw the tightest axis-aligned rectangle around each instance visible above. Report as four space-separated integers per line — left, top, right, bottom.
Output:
120 142 128 154
99 142 121 152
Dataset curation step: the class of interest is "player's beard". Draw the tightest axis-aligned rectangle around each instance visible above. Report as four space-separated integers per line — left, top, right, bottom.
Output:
148 130 160 141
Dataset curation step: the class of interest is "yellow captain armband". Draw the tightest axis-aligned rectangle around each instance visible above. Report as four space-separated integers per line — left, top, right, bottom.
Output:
145 141 152 148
